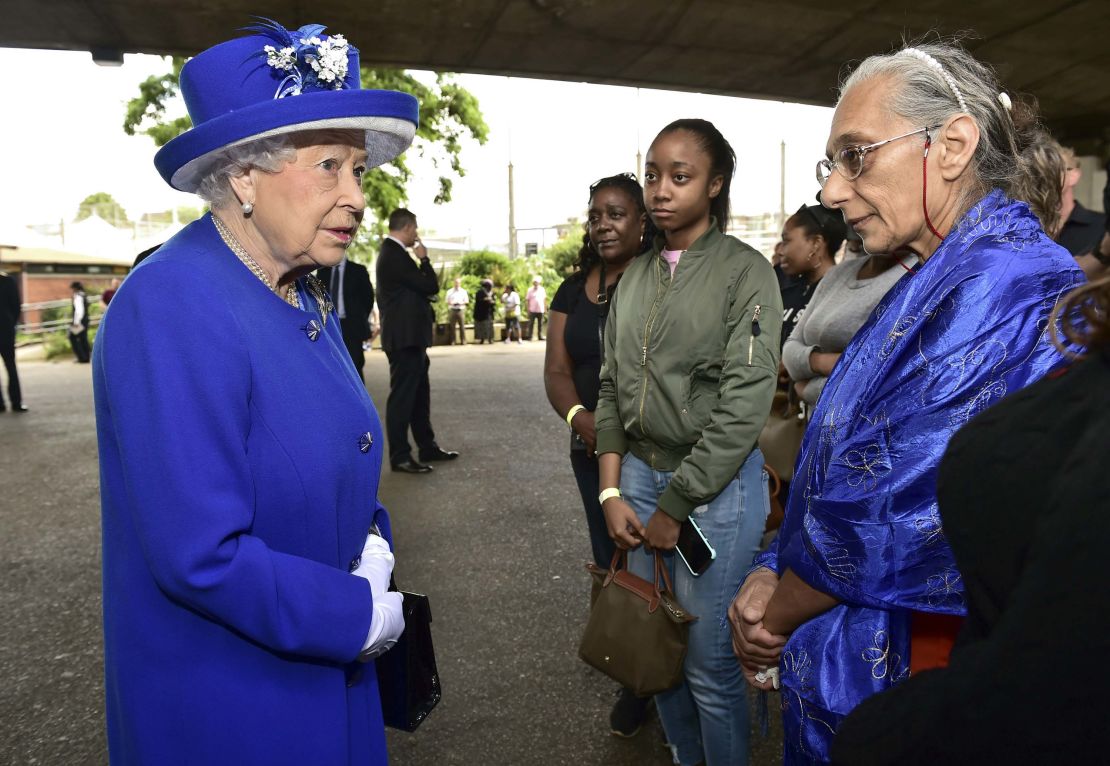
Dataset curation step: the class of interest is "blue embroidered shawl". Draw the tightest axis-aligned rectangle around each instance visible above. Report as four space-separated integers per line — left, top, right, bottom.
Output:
756 190 1084 762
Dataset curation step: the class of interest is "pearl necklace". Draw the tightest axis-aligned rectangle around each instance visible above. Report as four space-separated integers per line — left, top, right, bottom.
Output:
213 215 300 308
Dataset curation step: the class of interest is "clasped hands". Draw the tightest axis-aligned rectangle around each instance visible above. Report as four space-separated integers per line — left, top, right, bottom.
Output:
351 532 405 661
729 567 789 691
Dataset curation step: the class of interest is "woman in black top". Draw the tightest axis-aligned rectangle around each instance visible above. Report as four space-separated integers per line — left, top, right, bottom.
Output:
778 203 845 349
830 272 1110 764
544 172 651 737
473 278 496 343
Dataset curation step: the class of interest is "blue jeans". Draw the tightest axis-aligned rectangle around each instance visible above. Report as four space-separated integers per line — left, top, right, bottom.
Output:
621 450 769 766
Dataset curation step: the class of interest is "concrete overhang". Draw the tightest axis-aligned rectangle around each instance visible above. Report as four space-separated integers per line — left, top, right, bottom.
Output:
5 0 1107 152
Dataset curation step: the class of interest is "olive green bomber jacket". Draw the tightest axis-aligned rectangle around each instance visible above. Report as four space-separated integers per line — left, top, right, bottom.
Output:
594 223 783 522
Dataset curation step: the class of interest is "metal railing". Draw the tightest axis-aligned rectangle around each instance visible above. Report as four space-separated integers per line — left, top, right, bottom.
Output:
17 296 103 336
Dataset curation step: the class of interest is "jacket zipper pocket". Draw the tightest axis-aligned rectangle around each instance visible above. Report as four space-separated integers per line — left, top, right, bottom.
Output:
747 304 762 366
638 266 666 431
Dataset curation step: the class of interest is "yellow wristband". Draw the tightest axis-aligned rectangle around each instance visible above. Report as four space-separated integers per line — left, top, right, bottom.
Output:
565 404 586 427
598 487 622 505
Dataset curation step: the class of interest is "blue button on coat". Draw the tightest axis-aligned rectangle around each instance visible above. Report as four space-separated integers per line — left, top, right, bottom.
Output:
93 215 393 765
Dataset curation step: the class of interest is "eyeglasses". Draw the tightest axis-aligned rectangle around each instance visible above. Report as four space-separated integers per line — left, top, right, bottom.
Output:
816 125 940 186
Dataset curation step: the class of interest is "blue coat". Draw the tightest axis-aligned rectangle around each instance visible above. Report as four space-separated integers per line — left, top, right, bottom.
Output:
93 215 392 765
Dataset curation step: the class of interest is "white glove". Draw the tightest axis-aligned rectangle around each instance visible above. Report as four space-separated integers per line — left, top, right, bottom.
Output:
359 590 405 661
351 532 394 598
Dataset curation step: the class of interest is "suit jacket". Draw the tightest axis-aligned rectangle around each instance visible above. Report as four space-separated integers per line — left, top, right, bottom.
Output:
318 260 375 339
375 238 438 352
0 272 20 333
94 214 392 765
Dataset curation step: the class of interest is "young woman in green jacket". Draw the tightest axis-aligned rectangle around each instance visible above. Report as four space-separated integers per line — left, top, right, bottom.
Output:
594 119 783 766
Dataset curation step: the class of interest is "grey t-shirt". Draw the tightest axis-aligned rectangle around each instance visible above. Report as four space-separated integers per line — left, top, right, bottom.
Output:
782 255 912 404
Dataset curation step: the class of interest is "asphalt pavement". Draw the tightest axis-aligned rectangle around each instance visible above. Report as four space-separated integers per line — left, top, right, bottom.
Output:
0 341 783 765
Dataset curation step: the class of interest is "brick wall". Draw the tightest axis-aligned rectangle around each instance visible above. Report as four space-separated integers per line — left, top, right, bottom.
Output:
19 273 117 328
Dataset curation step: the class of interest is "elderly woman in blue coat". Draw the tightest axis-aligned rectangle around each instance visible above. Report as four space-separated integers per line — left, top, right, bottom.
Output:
93 22 418 765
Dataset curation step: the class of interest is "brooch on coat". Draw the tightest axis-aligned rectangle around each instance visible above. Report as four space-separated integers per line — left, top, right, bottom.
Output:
304 274 334 327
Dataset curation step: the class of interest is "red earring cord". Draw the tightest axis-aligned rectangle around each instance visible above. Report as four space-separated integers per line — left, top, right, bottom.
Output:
922 133 947 242
891 132 946 275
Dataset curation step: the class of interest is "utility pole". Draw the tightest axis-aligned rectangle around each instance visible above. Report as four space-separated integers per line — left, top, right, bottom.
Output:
506 75 517 259
779 140 787 228
508 161 517 259
635 88 643 179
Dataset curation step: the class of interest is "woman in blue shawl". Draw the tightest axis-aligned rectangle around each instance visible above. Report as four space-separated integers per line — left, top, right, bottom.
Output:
729 41 1084 764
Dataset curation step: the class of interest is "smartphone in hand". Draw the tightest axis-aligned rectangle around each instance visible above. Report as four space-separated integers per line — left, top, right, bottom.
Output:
675 518 716 576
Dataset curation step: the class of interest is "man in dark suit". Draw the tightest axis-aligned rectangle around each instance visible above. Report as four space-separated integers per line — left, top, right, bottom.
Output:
318 255 375 380
0 270 27 412
376 208 458 473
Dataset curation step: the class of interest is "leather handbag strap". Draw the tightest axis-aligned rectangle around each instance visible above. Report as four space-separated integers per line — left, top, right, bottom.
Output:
602 548 669 610
603 548 625 586
653 551 675 595
763 464 782 498
604 549 676 592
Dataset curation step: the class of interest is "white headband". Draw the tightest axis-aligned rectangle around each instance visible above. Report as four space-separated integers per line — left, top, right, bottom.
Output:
901 47 970 114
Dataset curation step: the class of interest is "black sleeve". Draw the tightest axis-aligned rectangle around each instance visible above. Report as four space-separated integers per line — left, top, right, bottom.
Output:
550 277 575 313
377 244 439 297
832 421 1110 764
0 277 19 324
351 263 373 319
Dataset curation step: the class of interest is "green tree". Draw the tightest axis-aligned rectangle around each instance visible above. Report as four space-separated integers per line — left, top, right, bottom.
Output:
76 192 130 225
457 249 510 279
141 206 203 226
544 232 586 277
124 62 489 227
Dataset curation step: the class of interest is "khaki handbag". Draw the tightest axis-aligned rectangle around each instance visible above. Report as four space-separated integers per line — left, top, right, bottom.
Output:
578 550 697 697
758 388 808 484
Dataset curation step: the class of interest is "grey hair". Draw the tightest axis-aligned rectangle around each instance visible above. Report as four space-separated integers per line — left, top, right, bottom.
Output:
194 136 298 208
841 40 1040 203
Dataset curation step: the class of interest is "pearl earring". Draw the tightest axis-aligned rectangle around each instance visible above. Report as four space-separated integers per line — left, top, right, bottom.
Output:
242 201 254 215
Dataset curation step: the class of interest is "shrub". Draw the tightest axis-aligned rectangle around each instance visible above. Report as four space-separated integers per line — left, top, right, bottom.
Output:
457 249 509 279
545 233 585 277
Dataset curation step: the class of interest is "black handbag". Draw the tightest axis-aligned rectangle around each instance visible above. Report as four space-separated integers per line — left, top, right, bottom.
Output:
375 588 441 732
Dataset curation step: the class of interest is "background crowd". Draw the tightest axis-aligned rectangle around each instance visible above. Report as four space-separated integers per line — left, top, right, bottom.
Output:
2 16 1107 766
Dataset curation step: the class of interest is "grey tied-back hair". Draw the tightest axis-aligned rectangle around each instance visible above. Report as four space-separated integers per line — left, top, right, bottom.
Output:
841 40 1039 207
195 136 298 208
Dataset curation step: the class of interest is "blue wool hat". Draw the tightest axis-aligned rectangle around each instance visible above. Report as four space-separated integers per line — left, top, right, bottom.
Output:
154 20 419 192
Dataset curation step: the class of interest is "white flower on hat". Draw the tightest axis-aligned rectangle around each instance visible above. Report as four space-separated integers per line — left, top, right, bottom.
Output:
307 35 349 88
255 20 354 97
263 45 297 71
